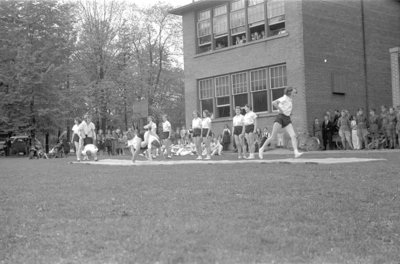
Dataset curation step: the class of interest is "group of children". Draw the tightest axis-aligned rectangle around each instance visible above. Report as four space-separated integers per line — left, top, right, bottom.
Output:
313 105 400 150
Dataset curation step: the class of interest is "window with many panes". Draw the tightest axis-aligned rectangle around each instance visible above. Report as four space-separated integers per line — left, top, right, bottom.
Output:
230 0 246 45
215 75 230 118
232 72 248 109
250 69 268 112
270 65 287 111
197 65 287 118
197 10 211 53
199 78 214 113
213 5 228 49
196 0 286 53
248 0 266 41
267 0 285 36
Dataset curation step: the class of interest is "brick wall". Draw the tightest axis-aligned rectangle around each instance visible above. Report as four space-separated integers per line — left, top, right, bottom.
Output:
363 0 400 110
302 0 400 133
180 1 308 137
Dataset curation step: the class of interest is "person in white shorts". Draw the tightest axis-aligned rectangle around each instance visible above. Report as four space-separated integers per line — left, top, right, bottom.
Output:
259 87 303 159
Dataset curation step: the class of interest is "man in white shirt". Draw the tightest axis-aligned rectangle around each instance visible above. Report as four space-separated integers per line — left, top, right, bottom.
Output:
259 87 303 159
79 114 96 146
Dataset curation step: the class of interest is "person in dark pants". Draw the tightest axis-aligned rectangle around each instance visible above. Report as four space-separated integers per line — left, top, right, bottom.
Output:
321 114 333 150
222 124 231 151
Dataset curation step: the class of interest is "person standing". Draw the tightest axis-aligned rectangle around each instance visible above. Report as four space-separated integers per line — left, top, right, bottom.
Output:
337 110 353 150
71 117 82 161
232 106 245 159
321 114 333 150
259 87 303 159
201 110 212 160
387 107 397 149
79 114 96 147
356 108 369 149
396 106 400 148
161 114 172 158
191 111 202 160
222 124 231 151
243 104 257 159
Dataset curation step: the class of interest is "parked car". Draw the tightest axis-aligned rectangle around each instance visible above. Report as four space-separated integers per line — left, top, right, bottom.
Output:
9 135 31 156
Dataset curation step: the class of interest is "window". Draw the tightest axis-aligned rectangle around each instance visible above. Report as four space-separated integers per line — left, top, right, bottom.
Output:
248 0 266 41
232 72 248 108
197 65 287 118
250 69 268 112
197 10 211 53
267 0 285 36
270 65 287 111
213 5 228 49
199 78 214 113
230 0 246 45
215 76 231 118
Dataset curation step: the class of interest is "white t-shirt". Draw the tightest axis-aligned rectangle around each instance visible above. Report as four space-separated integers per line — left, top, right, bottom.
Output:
81 144 98 155
244 111 257 126
192 117 202 129
72 124 79 135
233 114 244 127
162 121 171 132
79 121 96 138
277 95 293 116
201 117 212 129
144 122 157 134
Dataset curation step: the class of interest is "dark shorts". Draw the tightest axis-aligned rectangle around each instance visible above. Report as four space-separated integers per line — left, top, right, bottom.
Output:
73 134 79 142
275 113 292 128
193 128 201 137
83 137 93 146
161 131 170 140
152 140 161 148
202 128 210 137
245 124 254 134
234 126 243 136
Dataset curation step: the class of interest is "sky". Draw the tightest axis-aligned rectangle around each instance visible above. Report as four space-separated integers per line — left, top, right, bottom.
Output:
133 0 193 8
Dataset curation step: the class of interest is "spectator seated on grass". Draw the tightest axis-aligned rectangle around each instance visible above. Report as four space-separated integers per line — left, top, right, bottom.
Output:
81 144 98 161
176 142 196 156
210 136 223 156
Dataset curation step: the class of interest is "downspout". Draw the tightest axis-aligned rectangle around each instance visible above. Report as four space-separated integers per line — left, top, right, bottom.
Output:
360 0 369 111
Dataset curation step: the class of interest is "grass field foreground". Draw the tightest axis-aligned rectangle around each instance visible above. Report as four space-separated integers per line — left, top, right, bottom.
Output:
1 152 400 264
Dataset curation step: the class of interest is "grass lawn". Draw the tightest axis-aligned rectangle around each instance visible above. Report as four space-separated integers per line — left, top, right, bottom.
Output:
0 151 399 264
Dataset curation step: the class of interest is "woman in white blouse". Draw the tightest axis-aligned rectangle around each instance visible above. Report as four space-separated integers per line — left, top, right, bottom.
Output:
232 106 245 159
191 110 202 160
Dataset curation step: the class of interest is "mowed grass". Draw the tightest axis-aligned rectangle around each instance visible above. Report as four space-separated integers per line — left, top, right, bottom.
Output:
0 152 400 264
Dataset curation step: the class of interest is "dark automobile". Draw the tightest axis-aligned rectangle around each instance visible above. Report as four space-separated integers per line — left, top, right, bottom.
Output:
9 135 31 156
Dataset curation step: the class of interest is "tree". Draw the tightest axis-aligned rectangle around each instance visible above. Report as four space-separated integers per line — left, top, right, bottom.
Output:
0 0 77 136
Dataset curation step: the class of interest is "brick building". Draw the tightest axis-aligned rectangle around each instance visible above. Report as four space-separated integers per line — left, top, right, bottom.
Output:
170 0 400 137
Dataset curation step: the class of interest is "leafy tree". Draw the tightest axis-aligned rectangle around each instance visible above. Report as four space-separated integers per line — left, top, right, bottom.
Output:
0 0 77 136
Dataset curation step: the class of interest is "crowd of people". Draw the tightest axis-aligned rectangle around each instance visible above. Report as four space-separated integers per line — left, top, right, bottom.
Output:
312 106 400 150
70 87 304 162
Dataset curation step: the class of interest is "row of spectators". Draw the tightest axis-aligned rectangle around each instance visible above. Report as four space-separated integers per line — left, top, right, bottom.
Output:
312 106 400 150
